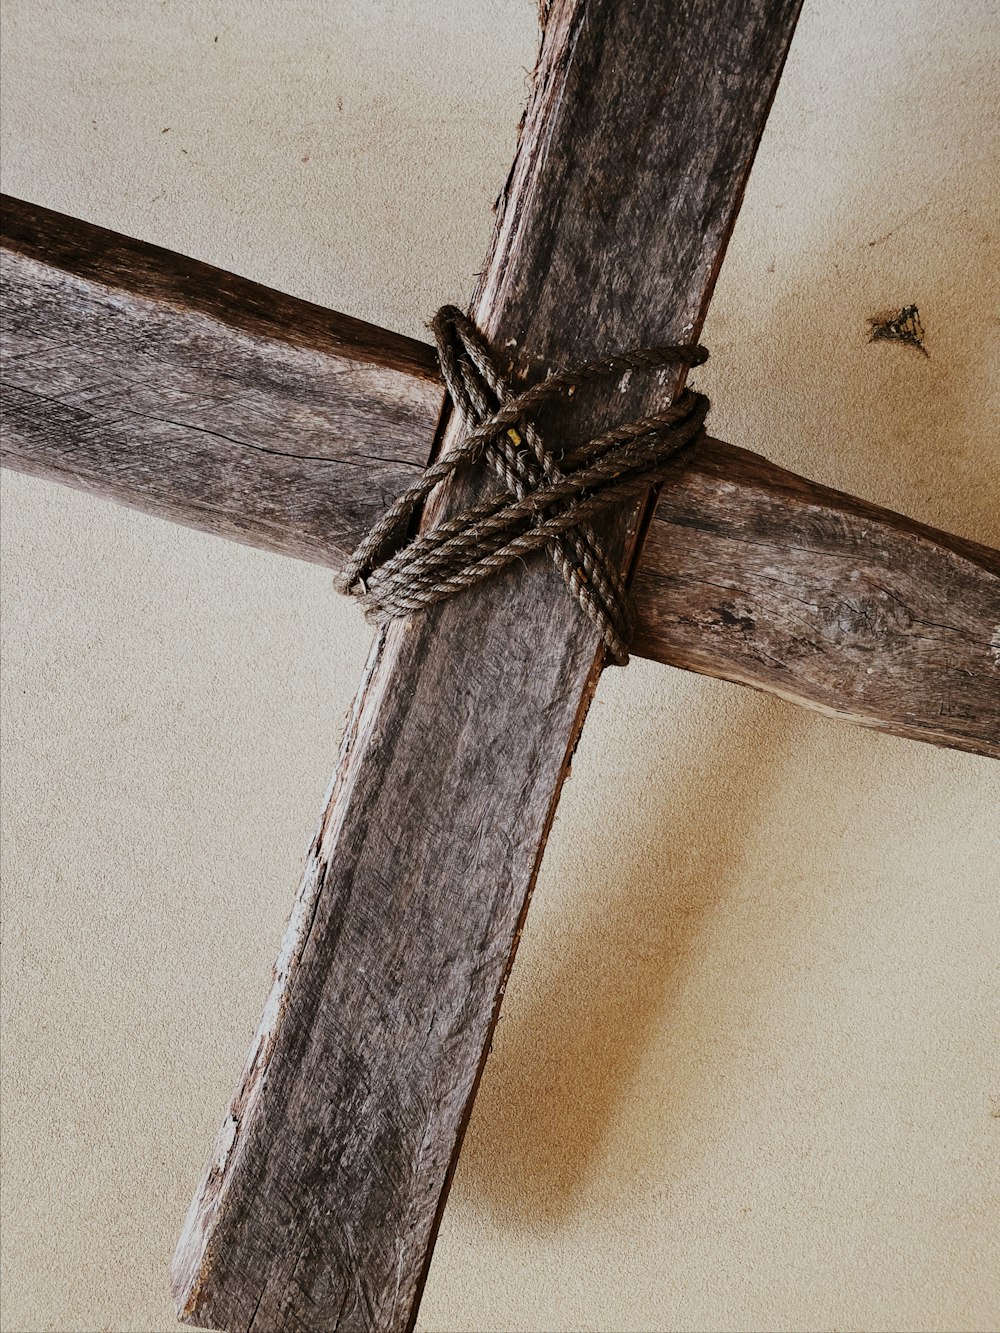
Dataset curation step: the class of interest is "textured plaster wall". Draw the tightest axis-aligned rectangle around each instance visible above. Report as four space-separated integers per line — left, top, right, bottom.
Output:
1 2 998 1331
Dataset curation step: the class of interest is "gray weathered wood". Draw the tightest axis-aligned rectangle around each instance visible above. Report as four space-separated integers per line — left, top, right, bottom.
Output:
170 2 804 1330
5 196 997 759
635 439 1000 757
0 193 444 569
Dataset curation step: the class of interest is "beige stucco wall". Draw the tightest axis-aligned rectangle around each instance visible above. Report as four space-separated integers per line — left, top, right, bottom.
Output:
1 2 998 1330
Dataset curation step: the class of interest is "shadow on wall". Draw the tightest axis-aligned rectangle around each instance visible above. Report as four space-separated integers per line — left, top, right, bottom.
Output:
449 3 998 1228
455 684 805 1229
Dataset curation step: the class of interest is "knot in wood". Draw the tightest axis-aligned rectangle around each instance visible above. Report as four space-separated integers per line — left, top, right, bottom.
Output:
340 305 710 665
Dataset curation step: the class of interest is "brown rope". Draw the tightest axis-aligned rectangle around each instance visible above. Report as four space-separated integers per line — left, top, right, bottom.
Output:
340 306 710 665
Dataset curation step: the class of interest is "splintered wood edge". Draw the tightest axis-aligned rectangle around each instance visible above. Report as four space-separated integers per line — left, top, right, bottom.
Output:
0 194 441 375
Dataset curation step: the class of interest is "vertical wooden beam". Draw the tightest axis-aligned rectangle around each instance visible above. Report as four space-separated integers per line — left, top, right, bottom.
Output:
172 2 804 1329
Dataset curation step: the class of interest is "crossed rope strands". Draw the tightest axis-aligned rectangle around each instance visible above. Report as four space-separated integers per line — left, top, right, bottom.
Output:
341 305 710 665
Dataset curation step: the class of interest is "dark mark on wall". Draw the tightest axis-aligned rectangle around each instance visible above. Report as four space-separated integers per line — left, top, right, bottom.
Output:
868 304 928 356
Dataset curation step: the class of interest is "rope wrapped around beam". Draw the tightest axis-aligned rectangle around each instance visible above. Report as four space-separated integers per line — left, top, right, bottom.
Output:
341 306 710 664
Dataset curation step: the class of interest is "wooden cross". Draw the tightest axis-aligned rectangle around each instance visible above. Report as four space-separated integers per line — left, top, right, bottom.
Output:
2 2 997 1331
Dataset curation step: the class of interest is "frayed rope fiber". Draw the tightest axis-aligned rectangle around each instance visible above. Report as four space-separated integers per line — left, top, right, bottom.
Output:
340 306 710 666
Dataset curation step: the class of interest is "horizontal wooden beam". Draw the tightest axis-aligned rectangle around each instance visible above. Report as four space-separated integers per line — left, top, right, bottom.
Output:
2 195 997 759
0 194 444 568
635 440 999 758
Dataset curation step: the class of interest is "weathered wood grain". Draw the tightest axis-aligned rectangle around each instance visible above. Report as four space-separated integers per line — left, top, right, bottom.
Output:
634 439 1000 757
5 198 996 760
171 2 803 1331
0 194 444 569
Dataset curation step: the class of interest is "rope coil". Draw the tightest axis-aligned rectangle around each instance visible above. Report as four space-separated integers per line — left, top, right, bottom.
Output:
340 305 710 665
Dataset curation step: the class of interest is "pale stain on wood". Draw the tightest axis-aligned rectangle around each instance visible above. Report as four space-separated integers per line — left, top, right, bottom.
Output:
634 440 1000 757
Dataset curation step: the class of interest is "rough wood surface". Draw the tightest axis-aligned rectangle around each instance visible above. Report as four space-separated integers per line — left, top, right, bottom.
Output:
634 439 1000 757
170 2 803 1331
0 193 444 569
4 199 996 758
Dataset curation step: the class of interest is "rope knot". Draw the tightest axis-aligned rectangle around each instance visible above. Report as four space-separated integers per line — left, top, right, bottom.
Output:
340 306 709 665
